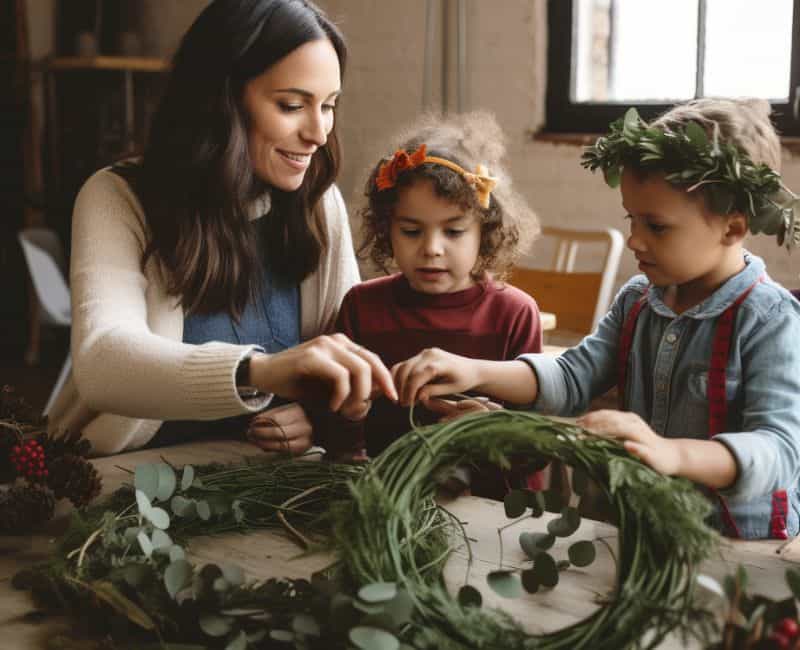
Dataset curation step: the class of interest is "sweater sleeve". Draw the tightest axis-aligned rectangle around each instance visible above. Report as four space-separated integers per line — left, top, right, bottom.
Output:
300 184 361 339
69 169 269 421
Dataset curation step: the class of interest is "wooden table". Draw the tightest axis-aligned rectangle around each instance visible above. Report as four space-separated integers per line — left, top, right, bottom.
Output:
1 440 797 649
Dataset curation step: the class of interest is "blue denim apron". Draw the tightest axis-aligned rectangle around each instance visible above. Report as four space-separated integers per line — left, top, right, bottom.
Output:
148 265 300 447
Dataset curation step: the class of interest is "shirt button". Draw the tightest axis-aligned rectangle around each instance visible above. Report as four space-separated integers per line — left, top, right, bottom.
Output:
666 333 677 343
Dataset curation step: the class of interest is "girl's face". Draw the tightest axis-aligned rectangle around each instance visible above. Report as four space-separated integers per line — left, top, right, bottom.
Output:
390 179 482 294
621 169 745 308
242 38 341 191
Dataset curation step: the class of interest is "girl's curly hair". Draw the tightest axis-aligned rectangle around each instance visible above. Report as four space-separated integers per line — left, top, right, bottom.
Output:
357 111 540 281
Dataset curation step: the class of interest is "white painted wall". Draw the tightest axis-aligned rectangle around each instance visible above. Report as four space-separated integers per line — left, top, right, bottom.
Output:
25 0 800 290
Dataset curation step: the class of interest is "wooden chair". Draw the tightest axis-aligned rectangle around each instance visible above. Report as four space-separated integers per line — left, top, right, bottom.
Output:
509 226 625 340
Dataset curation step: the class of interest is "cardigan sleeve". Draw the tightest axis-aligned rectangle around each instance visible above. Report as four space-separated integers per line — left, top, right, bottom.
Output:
299 184 361 340
69 169 269 421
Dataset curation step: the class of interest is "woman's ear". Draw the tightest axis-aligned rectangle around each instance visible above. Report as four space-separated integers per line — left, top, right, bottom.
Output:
722 212 748 245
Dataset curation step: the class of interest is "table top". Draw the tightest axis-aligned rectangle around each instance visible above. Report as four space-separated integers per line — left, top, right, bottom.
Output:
1 440 797 649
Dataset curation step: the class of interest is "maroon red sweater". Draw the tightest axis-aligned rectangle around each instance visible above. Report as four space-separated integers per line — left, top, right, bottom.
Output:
320 273 542 457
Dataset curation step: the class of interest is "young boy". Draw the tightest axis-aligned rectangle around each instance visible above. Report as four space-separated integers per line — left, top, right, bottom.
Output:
391 99 800 539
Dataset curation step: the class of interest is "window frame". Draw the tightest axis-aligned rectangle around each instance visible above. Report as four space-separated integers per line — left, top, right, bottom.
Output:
545 0 800 136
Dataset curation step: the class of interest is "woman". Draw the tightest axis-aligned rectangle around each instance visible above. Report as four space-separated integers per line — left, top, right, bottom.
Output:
46 0 396 456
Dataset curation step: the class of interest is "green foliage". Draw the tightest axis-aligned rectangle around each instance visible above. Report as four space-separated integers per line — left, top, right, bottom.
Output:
582 107 800 250
14 412 721 650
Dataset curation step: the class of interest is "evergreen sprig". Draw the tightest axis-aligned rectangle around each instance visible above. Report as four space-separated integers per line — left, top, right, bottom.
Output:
582 108 800 250
14 412 721 649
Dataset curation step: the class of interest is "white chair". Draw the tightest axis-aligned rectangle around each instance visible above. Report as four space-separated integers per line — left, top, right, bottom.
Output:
509 226 625 343
18 228 72 416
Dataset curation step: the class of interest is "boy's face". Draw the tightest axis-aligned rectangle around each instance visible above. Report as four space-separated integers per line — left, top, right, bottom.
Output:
390 179 482 294
621 170 743 298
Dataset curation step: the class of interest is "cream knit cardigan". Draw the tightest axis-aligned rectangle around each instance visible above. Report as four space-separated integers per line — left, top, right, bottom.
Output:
47 169 360 456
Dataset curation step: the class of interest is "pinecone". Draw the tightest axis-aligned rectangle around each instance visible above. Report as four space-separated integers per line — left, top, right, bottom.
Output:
0 385 44 427
46 454 102 507
0 484 55 532
36 429 92 460
0 425 22 482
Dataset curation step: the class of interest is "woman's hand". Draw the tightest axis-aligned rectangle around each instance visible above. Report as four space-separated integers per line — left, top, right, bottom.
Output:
391 348 482 406
246 402 313 455
423 395 503 423
250 334 397 421
576 409 681 476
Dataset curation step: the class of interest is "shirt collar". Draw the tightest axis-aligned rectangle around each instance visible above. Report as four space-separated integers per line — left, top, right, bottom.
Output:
646 251 765 319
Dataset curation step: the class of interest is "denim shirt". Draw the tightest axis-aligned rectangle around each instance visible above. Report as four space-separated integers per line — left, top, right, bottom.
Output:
520 253 800 539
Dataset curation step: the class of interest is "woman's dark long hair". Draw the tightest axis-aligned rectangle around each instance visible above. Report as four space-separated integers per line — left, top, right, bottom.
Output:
114 0 346 317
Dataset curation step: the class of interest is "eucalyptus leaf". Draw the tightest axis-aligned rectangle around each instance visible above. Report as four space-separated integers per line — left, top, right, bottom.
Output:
458 584 482 608
135 489 153 518
547 507 581 537
292 613 321 637
137 530 153 558
533 552 559 588
269 629 294 642
169 545 186 562
197 500 212 521
353 599 387 615
568 540 596 567
171 495 197 518
225 631 247 650
123 526 141 544
685 121 708 148
181 465 195 492
503 490 528 518
521 569 539 594
349 626 400 650
146 506 170 530
165 559 192 599
153 463 177 502
134 465 159 501
487 571 523 599
199 615 234 637
213 577 231 593
151 529 173 550
519 532 554 559
221 564 245 587
359 581 398 604
696 574 726 600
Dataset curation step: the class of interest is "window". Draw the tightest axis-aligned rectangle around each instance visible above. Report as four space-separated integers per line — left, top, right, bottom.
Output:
546 0 800 135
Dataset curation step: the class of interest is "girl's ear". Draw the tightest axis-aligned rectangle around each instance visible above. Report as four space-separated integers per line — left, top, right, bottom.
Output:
722 212 748 245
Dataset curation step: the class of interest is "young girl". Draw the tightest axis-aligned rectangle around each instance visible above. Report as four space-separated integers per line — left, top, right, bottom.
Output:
316 112 542 494
391 99 800 539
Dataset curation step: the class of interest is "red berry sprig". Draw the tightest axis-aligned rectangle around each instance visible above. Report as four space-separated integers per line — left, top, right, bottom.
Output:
769 617 800 650
9 439 48 483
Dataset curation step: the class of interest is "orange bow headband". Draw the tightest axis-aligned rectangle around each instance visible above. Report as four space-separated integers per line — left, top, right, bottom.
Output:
375 144 498 209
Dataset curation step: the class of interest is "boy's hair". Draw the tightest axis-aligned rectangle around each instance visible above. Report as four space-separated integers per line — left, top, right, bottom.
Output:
357 111 540 280
652 98 781 172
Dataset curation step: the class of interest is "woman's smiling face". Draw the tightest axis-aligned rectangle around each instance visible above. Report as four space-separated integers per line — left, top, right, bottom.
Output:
242 38 341 191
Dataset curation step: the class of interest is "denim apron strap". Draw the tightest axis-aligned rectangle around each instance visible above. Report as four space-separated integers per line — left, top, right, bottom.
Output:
616 275 787 539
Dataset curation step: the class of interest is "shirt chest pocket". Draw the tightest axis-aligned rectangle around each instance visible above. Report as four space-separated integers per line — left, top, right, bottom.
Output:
687 363 741 402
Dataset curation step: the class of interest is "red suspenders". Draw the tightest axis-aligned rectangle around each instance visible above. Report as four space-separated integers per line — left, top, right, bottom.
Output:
617 280 789 539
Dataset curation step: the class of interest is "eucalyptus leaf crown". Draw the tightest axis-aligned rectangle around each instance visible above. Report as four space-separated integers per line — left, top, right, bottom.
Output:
582 107 800 250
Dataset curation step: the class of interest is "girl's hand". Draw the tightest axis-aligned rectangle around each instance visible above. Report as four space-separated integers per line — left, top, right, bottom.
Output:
246 402 313 455
391 348 482 406
576 409 681 476
250 334 397 421
424 395 503 423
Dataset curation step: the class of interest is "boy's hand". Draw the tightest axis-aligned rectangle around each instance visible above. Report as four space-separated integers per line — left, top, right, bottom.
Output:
577 409 681 476
391 348 482 406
